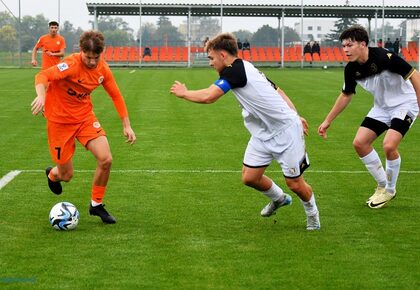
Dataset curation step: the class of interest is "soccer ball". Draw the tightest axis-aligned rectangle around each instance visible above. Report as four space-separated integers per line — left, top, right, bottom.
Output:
49 202 79 230
323 65 328 69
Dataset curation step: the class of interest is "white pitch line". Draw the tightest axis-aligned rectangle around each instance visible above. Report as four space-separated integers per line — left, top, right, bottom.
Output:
0 170 21 190
17 169 420 174
129 70 136 74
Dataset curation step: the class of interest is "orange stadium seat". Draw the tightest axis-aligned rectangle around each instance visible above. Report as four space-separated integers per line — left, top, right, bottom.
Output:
120 47 129 62
257 47 267 61
129 47 139 62
242 49 251 61
326 47 335 61
104 46 113 62
401 47 413 62
113 47 121 62
181 47 188 61
250 47 259 61
333 47 343 62
273 48 281 62
265 47 275 61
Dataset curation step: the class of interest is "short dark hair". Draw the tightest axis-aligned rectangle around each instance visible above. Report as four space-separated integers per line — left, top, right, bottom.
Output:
48 21 59 27
79 31 105 54
205 33 238 57
339 25 369 45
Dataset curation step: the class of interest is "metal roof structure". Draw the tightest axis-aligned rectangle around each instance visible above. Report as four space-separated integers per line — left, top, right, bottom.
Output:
86 3 420 19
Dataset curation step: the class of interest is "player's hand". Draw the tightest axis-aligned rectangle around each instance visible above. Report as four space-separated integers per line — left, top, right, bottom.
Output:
318 121 330 139
31 95 45 115
31 60 38 67
123 126 136 145
170 81 187 98
300 117 309 136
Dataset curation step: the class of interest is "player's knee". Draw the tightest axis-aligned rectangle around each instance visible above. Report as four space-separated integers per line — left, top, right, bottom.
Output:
285 177 310 194
241 174 258 187
382 141 397 157
285 178 300 192
98 155 113 170
352 138 365 151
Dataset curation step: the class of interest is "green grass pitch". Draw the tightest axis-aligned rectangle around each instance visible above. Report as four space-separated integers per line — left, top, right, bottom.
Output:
0 67 419 289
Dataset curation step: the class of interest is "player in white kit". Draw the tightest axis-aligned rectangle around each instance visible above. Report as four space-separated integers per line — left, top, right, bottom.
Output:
318 25 420 209
170 33 320 230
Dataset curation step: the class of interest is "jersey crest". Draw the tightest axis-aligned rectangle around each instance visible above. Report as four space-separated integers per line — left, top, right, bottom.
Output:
57 62 69 72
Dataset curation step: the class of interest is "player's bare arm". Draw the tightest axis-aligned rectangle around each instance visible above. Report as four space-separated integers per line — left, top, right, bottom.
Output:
276 87 309 136
121 117 136 145
408 70 420 112
31 45 38 66
170 81 224 104
318 92 353 139
31 83 47 115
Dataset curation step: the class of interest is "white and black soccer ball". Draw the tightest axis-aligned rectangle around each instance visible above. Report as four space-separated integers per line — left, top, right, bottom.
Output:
49 202 79 230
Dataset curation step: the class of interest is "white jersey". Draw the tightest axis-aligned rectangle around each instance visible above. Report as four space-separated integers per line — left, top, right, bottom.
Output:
343 47 418 110
214 59 298 141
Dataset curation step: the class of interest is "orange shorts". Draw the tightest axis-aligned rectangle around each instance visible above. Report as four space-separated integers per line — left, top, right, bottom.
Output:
47 116 106 164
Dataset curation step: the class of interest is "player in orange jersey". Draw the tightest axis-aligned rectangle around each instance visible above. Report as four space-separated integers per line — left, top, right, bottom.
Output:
31 31 136 224
31 21 66 70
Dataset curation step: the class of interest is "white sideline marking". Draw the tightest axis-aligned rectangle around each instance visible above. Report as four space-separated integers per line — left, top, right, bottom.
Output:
0 170 21 190
17 169 420 174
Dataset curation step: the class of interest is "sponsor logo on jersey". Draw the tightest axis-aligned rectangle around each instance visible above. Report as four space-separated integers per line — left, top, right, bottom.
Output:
57 62 69 72
387 53 392 59
98 76 104 84
370 63 378 73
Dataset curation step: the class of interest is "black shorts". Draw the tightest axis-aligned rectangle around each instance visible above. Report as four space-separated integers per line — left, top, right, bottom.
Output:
360 115 413 137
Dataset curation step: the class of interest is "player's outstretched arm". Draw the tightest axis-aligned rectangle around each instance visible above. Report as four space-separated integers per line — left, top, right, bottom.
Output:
170 81 224 104
318 92 353 139
409 70 420 112
31 83 47 115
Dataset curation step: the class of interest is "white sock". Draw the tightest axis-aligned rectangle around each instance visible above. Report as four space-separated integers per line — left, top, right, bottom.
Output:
91 200 102 207
300 193 318 216
386 156 401 194
360 149 387 187
262 182 285 202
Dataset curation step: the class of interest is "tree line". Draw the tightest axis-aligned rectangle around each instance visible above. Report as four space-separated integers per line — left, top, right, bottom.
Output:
0 12 301 53
0 10 407 54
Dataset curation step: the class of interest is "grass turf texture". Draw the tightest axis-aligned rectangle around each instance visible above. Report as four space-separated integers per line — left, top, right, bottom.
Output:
0 68 419 289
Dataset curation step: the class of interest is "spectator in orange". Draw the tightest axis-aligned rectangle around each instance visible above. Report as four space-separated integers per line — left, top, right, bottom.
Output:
31 21 66 70
31 31 136 224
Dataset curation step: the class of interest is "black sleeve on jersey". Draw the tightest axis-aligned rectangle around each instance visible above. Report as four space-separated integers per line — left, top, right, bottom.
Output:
266 77 278 90
219 59 247 89
342 64 357 95
387 52 415 80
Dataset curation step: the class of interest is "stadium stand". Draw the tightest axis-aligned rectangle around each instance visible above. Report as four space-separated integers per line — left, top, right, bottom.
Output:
98 44 383 67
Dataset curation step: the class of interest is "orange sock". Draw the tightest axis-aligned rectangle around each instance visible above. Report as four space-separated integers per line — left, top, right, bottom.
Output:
91 185 106 204
48 170 57 182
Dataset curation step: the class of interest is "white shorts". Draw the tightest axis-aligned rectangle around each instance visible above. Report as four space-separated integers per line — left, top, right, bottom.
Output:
367 106 418 127
243 120 309 178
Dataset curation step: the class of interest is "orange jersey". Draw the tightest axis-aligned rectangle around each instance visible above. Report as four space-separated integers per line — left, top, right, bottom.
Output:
35 53 128 124
35 34 66 69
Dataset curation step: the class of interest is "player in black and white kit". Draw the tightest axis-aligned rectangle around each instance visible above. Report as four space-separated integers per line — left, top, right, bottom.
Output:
170 33 320 230
318 25 420 209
